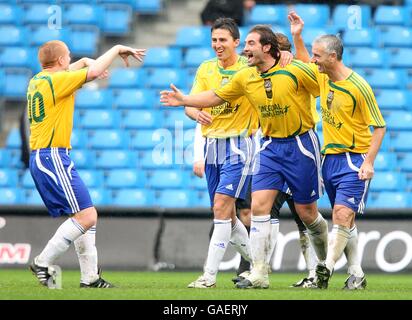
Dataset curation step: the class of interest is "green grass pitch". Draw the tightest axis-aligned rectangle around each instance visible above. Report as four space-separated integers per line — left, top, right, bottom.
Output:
1 269 411 300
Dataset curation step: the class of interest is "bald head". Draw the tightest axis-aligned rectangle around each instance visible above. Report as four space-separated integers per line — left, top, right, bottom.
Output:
38 40 69 69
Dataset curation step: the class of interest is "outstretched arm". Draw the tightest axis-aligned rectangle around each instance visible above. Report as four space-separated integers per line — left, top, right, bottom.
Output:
70 58 109 79
160 84 224 108
288 11 311 63
86 45 146 82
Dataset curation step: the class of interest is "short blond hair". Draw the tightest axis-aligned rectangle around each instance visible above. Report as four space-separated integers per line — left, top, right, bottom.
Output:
38 40 68 68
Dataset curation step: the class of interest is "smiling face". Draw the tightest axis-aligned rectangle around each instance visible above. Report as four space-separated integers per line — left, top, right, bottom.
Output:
211 28 239 62
311 42 331 73
243 32 266 67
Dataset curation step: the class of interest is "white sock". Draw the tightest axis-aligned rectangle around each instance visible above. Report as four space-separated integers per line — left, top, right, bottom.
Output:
36 218 85 267
230 218 252 262
304 213 328 262
344 225 364 277
265 219 279 265
299 230 318 278
250 215 271 265
325 224 351 272
204 219 231 280
74 225 99 284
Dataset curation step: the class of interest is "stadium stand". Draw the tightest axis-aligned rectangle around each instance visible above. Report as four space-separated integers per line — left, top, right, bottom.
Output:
0 1 411 209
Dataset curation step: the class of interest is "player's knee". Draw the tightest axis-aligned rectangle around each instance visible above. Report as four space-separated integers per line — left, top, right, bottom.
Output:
73 207 98 230
213 196 234 219
333 205 354 226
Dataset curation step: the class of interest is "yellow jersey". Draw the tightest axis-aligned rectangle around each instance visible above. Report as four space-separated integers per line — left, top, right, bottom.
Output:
27 68 88 150
191 56 259 138
215 59 318 138
294 62 386 154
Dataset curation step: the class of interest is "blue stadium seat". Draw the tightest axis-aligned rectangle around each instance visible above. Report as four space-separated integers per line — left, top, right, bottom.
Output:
67 25 100 57
9 150 24 169
343 28 376 47
134 0 162 14
247 4 288 25
360 69 406 89
146 68 186 89
148 169 188 189
0 188 22 204
0 168 18 187
64 4 103 27
190 175 207 190
378 26 412 48
0 25 28 47
80 109 120 129
130 129 163 150
24 189 44 205
162 109 196 129
77 169 104 187
139 149 174 169
121 110 160 129
369 192 409 209
301 27 328 46
398 152 412 172
108 68 146 88
23 4 52 25
385 111 412 130
346 47 387 68
0 68 3 95
388 48 412 68
196 191 211 208
21 169 35 188
0 149 10 167
375 90 410 110
76 88 112 109
89 188 112 206
183 47 214 68
0 4 23 25
156 189 193 208
292 4 330 27
5 127 21 149
371 171 406 191
112 188 155 207
374 5 407 26
332 4 371 29
144 47 182 68
106 169 146 188
113 88 156 109
29 25 67 46
374 152 397 171
89 129 127 149
71 129 88 149
102 4 133 35
95 150 134 169
70 149 95 169
392 132 412 151
174 26 209 48
2 68 32 99
0 47 37 70
317 194 332 209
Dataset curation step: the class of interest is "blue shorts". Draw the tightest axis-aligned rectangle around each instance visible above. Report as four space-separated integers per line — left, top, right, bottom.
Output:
205 136 254 207
29 148 93 217
252 129 322 204
322 152 370 214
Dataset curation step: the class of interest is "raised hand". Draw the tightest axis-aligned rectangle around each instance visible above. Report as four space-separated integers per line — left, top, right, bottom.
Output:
288 11 305 36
